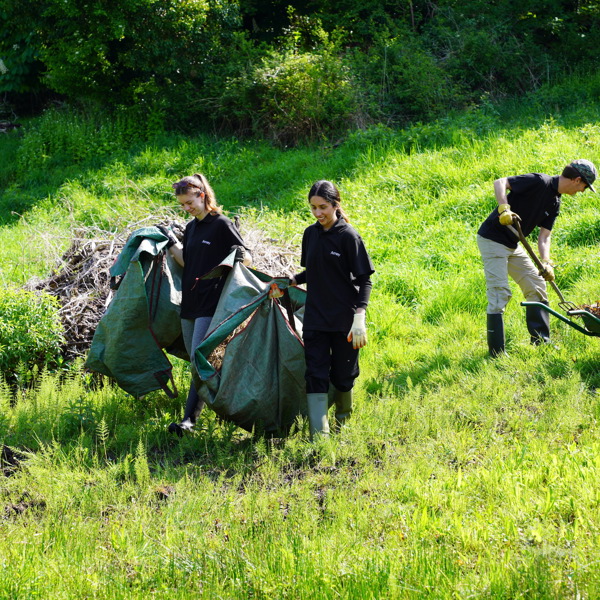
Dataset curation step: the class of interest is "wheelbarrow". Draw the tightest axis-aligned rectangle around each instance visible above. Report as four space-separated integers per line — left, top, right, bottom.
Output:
507 220 600 337
521 302 600 337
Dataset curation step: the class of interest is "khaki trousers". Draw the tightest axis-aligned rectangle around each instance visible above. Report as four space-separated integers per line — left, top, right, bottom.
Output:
477 235 548 314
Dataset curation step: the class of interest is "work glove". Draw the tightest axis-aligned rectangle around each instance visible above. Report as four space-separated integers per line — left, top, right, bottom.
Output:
498 204 519 226
347 312 367 349
156 224 178 249
268 282 284 299
539 260 555 282
230 245 246 263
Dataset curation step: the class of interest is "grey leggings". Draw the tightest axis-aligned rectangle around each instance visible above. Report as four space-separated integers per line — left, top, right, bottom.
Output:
181 316 212 421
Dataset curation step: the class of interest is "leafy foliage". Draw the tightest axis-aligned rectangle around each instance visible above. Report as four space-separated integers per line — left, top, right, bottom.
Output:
219 46 358 144
0 287 64 384
2 0 600 141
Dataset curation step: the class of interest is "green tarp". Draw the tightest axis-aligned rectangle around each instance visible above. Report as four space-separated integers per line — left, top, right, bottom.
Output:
86 228 308 435
85 227 185 398
193 253 307 435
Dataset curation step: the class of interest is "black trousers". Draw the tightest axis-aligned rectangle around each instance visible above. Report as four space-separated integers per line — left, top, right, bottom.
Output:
303 330 359 394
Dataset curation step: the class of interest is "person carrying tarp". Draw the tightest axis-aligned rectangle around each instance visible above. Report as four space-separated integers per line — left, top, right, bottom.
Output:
288 180 375 439
477 159 597 357
158 173 251 436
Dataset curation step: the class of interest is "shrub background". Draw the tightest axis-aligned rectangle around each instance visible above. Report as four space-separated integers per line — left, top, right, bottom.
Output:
0 288 65 384
2 0 599 142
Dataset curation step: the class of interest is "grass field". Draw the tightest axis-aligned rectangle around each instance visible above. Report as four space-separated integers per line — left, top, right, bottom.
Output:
1 101 600 598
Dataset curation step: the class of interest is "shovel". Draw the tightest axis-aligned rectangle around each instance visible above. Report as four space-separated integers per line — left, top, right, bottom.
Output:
506 220 577 313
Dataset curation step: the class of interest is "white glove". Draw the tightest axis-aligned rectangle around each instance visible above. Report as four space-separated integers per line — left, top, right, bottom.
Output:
347 312 367 349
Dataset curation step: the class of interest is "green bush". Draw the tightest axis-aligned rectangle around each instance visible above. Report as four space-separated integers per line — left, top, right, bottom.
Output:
2 0 243 127
0 288 65 384
349 29 461 124
219 47 359 144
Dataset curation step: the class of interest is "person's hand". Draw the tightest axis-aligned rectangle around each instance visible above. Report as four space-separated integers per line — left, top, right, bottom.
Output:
347 312 367 349
498 204 518 226
268 282 284 299
156 224 178 248
230 245 246 263
539 260 555 282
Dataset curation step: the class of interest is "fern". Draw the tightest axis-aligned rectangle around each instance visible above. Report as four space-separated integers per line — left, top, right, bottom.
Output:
134 439 150 487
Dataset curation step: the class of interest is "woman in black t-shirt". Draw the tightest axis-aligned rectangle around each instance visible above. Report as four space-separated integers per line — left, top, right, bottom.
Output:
162 173 250 436
290 180 374 439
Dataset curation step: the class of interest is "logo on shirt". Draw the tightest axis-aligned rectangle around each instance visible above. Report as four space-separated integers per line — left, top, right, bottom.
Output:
330 251 341 257
202 240 211 245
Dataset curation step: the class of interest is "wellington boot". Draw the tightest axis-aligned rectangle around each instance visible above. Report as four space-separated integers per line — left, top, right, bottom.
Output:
306 393 330 440
333 388 353 429
487 313 506 357
525 302 551 345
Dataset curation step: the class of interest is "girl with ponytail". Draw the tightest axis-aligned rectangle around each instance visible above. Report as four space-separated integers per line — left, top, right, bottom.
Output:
290 180 374 439
165 173 250 436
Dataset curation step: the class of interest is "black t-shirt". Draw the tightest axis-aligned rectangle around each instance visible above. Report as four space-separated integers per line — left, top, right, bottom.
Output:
299 218 375 333
477 173 561 249
180 213 244 319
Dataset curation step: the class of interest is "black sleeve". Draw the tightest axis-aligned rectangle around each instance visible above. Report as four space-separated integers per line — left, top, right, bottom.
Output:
222 217 245 248
344 229 375 278
294 271 307 286
355 274 372 309
300 229 308 268
507 174 538 195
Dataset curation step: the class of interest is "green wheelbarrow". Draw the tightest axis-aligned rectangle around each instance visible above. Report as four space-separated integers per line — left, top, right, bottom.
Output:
521 302 600 337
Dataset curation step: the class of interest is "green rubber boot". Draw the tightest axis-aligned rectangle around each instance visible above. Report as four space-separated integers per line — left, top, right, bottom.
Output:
487 313 505 357
525 302 551 345
333 388 353 429
307 393 330 439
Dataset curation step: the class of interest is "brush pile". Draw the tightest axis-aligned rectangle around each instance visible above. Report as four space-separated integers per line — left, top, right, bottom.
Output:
580 303 600 318
24 228 126 361
24 219 300 361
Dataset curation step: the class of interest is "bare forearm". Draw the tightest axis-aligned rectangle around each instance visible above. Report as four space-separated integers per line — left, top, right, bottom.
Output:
168 243 184 267
538 233 551 262
494 177 510 205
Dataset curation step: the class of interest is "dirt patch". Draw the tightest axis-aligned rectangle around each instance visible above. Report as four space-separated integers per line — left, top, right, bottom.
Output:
3 492 46 519
1 445 22 477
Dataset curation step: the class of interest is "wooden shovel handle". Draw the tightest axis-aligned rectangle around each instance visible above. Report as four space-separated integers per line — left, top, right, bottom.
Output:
506 222 567 304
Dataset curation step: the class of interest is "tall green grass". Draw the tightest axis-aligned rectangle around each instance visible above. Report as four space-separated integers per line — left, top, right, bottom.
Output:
1 100 600 598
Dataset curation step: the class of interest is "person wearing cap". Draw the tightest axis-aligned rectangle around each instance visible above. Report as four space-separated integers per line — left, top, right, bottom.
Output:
477 159 597 356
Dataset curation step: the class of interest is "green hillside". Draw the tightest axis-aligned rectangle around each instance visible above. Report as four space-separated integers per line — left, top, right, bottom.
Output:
1 100 600 597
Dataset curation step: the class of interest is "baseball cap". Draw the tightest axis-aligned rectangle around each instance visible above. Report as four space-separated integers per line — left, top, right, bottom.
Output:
570 159 597 192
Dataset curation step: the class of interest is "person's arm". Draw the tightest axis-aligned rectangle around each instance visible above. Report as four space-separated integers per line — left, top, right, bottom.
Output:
168 242 184 267
494 177 518 225
537 227 555 281
347 275 372 349
292 271 306 286
538 227 552 262
494 177 512 205
355 275 372 309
